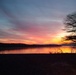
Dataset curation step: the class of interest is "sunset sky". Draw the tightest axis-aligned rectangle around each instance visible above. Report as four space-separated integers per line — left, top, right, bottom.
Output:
0 0 76 44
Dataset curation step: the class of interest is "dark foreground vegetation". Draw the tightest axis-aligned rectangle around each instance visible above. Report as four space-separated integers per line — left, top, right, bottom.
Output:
0 54 76 75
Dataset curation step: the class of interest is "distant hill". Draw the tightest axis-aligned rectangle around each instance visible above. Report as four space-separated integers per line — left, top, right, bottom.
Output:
61 43 76 46
0 43 61 51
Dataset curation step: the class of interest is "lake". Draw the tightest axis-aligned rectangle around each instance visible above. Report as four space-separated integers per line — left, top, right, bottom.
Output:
0 46 76 54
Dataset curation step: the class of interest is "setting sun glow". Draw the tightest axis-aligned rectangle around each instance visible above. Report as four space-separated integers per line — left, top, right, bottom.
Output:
0 0 76 54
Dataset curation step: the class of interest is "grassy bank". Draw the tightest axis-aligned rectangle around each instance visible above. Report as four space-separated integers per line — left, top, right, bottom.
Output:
0 54 76 75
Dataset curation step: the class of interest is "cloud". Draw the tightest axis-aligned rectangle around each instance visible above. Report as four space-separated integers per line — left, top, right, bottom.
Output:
0 0 69 44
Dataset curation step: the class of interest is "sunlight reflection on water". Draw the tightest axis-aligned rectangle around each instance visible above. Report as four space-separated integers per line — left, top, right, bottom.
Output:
0 46 76 54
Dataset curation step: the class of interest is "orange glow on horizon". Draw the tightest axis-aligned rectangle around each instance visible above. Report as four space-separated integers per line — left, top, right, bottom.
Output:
0 31 68 44
43 32 67 44
0 46 76 54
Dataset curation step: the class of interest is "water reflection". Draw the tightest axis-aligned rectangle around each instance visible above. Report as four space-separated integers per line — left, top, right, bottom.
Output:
0 46 76 54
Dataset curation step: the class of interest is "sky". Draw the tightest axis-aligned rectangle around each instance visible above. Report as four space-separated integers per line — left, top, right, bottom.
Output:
0 0 76 44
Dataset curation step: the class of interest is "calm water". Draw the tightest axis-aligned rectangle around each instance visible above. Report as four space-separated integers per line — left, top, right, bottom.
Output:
0 46 76 54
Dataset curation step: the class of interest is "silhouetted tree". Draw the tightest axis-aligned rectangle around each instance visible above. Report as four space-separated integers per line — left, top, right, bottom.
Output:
64 12 76 43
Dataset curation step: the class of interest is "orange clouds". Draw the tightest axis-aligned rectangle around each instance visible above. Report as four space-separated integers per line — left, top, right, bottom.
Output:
0 31 66 44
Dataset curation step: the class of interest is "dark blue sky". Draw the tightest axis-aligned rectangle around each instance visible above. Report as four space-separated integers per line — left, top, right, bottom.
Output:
0 0 76 44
